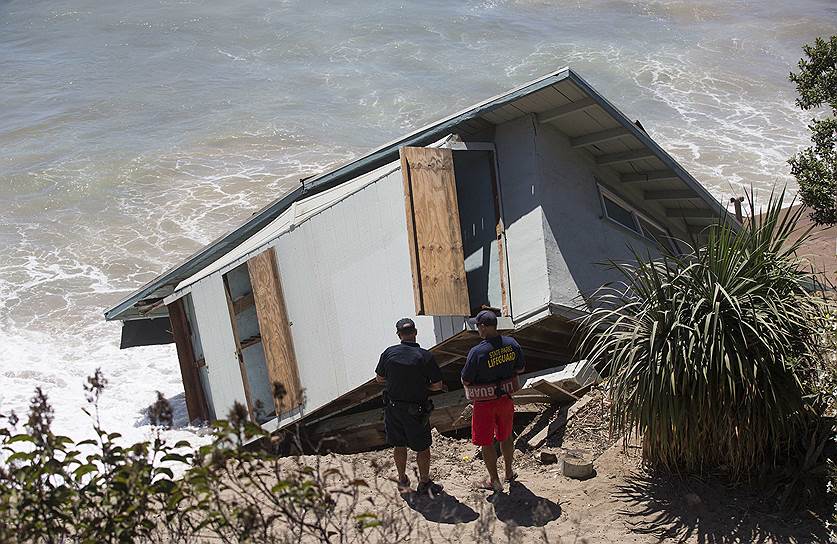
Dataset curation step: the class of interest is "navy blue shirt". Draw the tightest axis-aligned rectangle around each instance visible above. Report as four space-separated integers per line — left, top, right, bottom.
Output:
376 341 442 403
461 336 525 385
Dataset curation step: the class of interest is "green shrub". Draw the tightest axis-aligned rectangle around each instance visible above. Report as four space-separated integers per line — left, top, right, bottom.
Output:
0 373 416 543
578 191 834 478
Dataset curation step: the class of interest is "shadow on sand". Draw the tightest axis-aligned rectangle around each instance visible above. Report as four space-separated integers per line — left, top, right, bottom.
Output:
615 471 833 543
403 489 479 524
491 481 562 527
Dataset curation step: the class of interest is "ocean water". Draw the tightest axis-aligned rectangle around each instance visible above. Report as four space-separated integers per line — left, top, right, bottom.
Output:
1 0 835 443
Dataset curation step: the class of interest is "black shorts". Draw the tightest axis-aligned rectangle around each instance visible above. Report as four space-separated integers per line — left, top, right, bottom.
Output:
384 405 432 452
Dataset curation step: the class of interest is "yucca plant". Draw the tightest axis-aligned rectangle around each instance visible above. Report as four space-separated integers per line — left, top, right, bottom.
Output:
578 190 830 477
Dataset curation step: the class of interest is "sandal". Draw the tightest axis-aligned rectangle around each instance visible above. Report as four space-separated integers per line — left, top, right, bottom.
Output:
476 479 504 493
416 479 444 497
397 475 411 492
504 471 518 483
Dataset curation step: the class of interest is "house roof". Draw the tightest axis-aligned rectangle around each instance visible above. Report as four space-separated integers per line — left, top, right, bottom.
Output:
105 67 732 322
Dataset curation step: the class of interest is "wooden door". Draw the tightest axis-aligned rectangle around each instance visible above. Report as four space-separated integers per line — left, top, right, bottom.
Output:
400 146 470 316
247 248 303 414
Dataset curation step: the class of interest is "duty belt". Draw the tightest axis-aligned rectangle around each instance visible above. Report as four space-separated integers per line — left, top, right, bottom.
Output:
385 396 434 415
464 375 520 402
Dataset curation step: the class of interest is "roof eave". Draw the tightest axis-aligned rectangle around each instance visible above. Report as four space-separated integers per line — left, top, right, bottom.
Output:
105 68 574 321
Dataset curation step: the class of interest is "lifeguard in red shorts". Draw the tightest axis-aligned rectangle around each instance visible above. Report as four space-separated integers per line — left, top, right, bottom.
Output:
461 310 526 493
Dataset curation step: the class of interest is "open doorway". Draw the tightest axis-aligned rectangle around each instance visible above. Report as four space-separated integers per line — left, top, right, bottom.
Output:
222 264 277 424
452 149 505 316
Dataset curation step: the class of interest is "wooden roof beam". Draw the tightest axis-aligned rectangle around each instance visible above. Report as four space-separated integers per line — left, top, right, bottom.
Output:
621 170 679 183
666 208 717 218
537 97 597 124
644 189 699 201
595 148 656 166
570 126 631 148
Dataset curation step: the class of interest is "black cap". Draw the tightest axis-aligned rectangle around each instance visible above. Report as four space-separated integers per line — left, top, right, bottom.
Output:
475 310 498 326
395 318 416 332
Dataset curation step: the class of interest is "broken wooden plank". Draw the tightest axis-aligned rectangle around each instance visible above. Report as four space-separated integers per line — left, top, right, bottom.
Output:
232 292 255 314
531 381 579 403
527 393 598 449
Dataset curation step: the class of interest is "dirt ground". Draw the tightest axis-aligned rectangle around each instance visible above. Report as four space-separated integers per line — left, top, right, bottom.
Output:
295 390 834 543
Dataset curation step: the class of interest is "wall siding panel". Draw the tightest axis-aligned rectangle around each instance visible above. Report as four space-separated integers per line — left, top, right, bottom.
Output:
190 275 248 418
272 170 438 421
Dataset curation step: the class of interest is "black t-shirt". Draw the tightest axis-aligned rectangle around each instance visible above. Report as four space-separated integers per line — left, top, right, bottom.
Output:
461 336 525 385
375 341 442 403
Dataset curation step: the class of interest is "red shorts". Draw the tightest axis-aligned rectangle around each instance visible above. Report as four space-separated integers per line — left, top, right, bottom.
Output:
471 396 514 446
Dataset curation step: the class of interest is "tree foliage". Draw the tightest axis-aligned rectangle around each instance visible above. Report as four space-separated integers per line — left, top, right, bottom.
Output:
578 191 834 478
789 36 837 225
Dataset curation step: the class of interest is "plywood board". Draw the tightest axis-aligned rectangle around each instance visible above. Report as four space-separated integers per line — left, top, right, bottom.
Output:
247 248 303 414
167 299 208 423
400 146 470 316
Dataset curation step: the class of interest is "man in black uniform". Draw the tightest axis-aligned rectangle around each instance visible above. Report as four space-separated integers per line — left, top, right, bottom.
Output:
375 318 445 496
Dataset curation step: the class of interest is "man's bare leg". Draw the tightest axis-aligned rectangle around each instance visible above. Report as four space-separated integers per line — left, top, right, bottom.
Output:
500 436 515 481
394 447 408 481
482 443 501 487
416 448 430 483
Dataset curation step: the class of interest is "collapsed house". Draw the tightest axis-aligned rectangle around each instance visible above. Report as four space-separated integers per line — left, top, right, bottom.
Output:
105 68 733 450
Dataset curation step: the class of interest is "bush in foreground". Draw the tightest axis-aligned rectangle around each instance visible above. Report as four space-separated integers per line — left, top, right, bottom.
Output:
0 373 423 543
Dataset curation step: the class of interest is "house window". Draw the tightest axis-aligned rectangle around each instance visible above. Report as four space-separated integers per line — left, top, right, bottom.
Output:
598 184 676 253
601 192 641 234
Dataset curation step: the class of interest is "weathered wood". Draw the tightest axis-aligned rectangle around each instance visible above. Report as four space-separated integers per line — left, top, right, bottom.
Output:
570 126 630 148
248 248 303 414
643 189 698 201
239 335 262 350
527 393 597 449
167 299 208 423
537 97 596 124
400 147 470 316
620 170 678 183
232 292 255 314
531 381 579 402
400 150 424 315
527 405 568 450
595 148 656 166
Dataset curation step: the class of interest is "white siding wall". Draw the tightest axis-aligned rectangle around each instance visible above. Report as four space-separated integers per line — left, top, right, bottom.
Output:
190 275 248 419
270 170 444 420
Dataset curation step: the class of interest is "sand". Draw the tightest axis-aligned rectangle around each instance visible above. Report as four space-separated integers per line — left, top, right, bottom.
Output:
287 390 832 543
